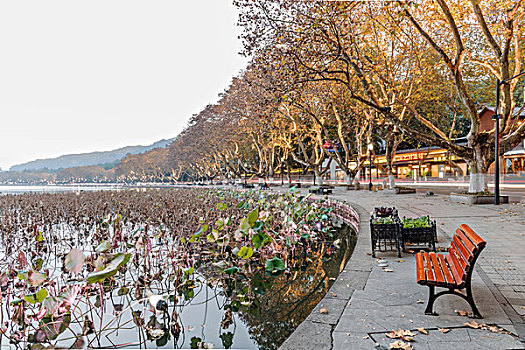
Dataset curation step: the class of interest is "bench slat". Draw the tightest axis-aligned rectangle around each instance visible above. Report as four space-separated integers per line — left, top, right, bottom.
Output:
430 253 445 284
450 243 468 275
453 234 474 264
446 249 465 286
416 252 425 283
438 253 456 287
459 224 486 248
456 228 476 255
423 252 435 283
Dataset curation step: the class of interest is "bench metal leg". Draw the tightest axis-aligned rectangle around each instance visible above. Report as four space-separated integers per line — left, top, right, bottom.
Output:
423 285 482 318
395 234 402 258
424 285 438 315
465 282 482 319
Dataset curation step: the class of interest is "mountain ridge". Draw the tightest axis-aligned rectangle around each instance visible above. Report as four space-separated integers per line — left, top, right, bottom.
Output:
10 138 174 172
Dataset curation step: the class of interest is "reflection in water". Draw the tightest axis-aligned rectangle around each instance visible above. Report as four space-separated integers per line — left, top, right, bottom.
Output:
234 224 355 349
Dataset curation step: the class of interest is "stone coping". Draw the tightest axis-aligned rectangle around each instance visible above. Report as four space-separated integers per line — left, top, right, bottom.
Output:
449 193 509 204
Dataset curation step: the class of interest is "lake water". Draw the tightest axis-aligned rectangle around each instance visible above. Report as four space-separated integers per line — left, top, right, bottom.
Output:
0 184 125 194
0 186 356 349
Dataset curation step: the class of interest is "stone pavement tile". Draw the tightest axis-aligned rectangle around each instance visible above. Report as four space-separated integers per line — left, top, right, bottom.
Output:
514 286 525 292
327 270 370 300
502 290 524 300
373 327 470 346
373 327 524 349
466 328 524 349
332 331 375 350
513 305 525 316
334 309 386 333
279 320 332 350
336 304 431 326
306 297 348 325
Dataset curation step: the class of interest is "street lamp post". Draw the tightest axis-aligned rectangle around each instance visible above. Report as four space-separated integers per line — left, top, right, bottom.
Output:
494 71 525 205
368 143 374 191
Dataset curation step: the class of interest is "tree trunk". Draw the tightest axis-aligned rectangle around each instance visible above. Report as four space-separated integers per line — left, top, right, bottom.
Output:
468 172 488 193
346 173 352 185
388 174 395 190
353 170 361 189
468 153 489 192
314 169 324 186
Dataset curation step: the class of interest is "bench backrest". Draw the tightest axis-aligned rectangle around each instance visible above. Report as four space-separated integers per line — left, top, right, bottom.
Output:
446 224 486 285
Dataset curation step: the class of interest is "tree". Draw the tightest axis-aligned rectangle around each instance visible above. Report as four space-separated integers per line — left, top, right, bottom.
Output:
235 0 525 192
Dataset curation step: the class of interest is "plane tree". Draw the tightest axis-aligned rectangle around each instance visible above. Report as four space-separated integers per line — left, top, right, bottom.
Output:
235 0 525 192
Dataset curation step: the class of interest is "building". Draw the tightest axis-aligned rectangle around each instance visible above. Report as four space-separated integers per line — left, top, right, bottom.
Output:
328 106 525 182
479 106 525 175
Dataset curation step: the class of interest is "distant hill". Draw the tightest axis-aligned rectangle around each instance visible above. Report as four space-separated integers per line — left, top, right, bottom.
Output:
10 138 174 172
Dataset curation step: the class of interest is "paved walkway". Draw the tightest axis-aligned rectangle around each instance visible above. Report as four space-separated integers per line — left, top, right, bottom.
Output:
279 186 525 349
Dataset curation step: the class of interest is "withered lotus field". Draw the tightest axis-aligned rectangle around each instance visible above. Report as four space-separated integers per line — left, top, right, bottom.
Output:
0 187 353 349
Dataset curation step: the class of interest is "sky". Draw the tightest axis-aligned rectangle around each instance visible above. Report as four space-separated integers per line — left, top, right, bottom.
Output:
0 0 248 171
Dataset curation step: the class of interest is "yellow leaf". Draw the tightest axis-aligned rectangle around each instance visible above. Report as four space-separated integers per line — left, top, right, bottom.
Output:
417 327 428 335
389 340 413 350
463 321 480 329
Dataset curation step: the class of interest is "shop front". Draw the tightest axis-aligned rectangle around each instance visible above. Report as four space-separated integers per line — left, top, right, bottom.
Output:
373 148 468 179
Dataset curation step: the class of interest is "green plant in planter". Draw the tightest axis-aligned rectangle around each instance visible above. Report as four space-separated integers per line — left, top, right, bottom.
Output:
371 217 395 224
402 217 430 228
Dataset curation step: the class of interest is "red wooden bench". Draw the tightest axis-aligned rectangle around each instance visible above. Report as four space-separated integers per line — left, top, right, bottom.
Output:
416 224 486 318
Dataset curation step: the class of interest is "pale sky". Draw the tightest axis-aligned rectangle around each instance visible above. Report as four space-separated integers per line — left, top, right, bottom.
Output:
0 0 248 171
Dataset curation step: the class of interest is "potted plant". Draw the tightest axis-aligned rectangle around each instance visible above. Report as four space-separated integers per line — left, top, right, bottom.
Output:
370 207 401 257
399 216 436 252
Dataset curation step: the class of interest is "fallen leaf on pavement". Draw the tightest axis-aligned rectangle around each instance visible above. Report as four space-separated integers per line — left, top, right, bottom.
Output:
416 299 425 304
389 340 413 350
487 325 501 333
385 329 415 341
504 260 512 263
330 292 337 297
455 309 469 316
319 308 328 314
384 269 394 272
416 327 428 335
396 260 405 263
438 328 450 333
463 322 511 335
